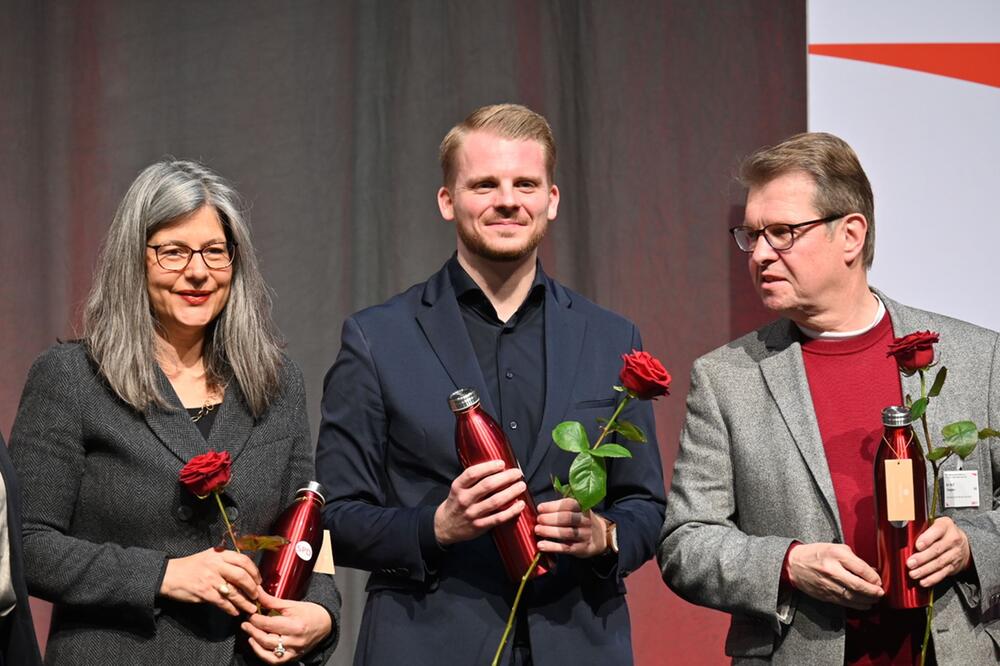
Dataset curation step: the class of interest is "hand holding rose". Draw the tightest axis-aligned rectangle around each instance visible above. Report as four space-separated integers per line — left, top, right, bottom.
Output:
159 547 261 616
241 589 333 664
535 498 610 558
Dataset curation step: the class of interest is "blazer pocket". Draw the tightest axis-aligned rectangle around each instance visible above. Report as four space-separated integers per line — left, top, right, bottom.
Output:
573 398 616 410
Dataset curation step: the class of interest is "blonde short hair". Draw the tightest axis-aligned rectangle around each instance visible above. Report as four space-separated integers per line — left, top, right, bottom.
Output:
439 103 557 187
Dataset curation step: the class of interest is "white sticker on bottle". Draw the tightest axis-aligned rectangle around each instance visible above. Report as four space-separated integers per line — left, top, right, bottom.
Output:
295 540 314 561
943 470 980 508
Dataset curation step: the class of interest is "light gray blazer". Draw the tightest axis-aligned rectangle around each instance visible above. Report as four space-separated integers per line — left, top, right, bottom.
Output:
659 292 1000 664
9 342 340 665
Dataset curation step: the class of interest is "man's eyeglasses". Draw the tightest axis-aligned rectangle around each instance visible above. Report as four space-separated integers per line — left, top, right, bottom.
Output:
729 214 845 252
147 241 238 271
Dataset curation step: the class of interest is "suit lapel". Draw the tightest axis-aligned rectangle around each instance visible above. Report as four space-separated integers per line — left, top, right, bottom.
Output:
523 280 586 481
759 321 842 535
144 368 211 464
144 366 255 464
208 380 255 461
415 264 498 418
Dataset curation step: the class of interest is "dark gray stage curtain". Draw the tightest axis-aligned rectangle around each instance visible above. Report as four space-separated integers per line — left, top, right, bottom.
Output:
1 2 804 663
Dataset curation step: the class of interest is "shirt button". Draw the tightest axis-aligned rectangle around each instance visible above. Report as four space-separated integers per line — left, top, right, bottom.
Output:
509 421 518 430
505 370 514 379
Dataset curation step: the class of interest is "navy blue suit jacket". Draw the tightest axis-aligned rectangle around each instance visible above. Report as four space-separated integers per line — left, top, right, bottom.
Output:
317 260 666 665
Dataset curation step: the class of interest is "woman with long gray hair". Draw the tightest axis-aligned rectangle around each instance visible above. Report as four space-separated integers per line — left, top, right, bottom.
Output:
9 160 339 665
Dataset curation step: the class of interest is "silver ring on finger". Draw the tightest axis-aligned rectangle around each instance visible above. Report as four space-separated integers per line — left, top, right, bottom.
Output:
841 585 850 598
273 635 286 659
218 582 231 596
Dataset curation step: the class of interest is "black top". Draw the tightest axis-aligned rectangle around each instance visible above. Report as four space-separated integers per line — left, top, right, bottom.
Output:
186 404 220 440
447 255 546 464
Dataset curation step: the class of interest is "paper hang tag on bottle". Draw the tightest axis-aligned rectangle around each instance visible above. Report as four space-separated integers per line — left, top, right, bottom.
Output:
943 470 980 508
313 530 336 575
885 459 916 522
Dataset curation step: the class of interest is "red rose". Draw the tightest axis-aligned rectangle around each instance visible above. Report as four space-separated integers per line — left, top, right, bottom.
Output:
887 331 940 374
619 350 671 400
179 450 232 497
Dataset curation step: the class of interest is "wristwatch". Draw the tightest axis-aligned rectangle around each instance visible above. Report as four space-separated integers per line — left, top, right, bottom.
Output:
604 519 619 555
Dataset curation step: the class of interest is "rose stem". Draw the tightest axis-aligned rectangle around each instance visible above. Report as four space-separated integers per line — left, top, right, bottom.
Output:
592 395 632 450
492 553 541 666
917 368 939 666
213 490 242 554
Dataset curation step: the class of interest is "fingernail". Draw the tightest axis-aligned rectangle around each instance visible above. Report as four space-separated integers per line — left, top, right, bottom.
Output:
906 558 916 568
494 460 506 469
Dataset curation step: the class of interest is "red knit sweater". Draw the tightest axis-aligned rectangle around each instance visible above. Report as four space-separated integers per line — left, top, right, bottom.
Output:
801 312 925 665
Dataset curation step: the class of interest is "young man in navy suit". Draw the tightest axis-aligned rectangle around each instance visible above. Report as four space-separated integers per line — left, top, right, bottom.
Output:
317 104 665 665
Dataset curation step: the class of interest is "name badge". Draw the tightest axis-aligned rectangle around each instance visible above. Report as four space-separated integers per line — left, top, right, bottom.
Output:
943 470 980 508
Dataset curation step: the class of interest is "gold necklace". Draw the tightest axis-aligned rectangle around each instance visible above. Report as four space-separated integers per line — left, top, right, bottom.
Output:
191 400 217 423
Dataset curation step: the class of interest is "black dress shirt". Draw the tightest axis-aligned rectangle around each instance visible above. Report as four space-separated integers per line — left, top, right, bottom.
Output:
447 255 547 465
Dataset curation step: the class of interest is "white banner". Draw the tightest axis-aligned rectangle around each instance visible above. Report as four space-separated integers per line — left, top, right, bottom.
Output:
808 0 1000 331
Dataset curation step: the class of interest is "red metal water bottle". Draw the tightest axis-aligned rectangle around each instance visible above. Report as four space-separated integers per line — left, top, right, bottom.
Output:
449 388 550 581
258 481 326 600
874 406 930 608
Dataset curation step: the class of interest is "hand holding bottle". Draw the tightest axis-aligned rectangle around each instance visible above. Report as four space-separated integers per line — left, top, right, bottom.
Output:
434 461 526 546
906 516 971 587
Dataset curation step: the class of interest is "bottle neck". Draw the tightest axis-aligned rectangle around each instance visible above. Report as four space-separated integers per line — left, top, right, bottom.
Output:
453 402 480 417
296 491 325 506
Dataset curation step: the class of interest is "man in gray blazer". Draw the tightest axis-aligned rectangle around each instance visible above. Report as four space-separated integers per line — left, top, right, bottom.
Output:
659 132 1000 664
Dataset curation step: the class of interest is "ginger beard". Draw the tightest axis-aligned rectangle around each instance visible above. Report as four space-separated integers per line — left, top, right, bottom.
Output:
456 214 548 262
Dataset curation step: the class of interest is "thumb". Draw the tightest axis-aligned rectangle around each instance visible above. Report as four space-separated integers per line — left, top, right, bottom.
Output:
256 587 293 611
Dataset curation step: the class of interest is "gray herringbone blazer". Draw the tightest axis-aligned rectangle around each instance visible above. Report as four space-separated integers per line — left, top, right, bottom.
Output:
660 292 1000 664
9 342 340 665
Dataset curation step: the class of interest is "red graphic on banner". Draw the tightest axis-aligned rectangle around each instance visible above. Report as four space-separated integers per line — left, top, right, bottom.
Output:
809 43 1000 88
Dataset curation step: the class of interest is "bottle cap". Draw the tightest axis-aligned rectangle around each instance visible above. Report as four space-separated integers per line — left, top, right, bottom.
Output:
297 481 326 504
448 388 480 413
882 405 913 427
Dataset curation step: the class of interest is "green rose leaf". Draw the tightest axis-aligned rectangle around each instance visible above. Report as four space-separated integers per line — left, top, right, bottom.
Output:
552 475 573 498
553 421 589 453
591 443 633 458
979 428 1000 440
614 419 647 443
926 446 952 462
953 442 979 459
612 385 626 393
928 366 948 398
596 417 647 443
909 397 929 421
235 534 290 552
569 452 607 512
942 421 979 447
